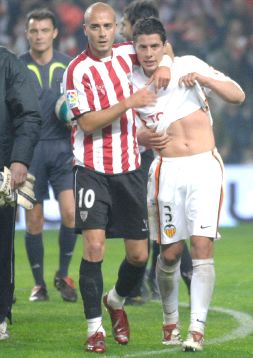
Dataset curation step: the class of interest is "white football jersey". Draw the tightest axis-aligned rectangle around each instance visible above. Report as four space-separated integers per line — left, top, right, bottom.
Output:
132 55 229 132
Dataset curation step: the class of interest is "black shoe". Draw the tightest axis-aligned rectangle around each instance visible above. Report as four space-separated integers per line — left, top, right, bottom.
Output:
54 272 77 302
29 285 49 302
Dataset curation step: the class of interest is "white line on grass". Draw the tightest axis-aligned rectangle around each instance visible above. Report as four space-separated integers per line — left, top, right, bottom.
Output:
108 304 253 358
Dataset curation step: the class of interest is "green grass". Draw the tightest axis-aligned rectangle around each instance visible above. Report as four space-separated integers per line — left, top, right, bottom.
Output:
1 224 253 357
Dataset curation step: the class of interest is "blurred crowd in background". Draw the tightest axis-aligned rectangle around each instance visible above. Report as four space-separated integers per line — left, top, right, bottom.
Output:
1 0 253 164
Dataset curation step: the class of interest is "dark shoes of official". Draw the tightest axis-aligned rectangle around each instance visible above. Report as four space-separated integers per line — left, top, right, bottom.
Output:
54 272 78 302
29 285 49 302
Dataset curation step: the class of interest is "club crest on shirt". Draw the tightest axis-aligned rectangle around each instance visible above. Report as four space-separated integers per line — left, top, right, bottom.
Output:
80 210 88 222
164 224 176 238
66 90 79 109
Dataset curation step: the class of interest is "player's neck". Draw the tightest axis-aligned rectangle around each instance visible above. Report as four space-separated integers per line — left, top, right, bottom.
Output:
29 47 54 65
143 68 154 78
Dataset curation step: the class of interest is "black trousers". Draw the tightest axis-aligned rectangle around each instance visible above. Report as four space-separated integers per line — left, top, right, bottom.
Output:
0 205 16 323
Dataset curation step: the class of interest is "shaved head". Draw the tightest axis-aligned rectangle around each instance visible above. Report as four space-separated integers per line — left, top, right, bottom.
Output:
83 1 117 59
84 2 116 24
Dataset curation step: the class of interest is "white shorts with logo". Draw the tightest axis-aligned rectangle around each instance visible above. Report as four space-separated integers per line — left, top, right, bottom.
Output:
147 149 223 245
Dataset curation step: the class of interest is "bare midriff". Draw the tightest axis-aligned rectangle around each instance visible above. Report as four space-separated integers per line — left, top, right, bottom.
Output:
159 108 215 157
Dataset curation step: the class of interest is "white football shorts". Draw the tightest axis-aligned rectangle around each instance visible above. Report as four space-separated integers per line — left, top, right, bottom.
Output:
147 149 223 245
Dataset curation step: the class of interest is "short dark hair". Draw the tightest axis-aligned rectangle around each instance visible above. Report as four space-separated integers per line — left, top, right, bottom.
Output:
124 0 159 26
133 17 167 44
26 8 57 29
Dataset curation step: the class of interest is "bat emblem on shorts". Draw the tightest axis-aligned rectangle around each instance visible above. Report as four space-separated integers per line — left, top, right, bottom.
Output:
164 224 176 238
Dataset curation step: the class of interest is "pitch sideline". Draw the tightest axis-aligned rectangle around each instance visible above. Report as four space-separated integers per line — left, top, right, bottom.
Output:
109 304 253 358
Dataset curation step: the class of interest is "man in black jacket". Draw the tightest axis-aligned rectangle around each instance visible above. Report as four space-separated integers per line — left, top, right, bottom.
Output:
0 46 41 340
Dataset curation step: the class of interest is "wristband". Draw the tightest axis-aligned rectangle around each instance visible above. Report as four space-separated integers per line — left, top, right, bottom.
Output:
159 55 172 68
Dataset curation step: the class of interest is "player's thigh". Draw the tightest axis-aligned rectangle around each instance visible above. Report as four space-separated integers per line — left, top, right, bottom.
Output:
74 166 110 232
49 139 74 198
58 189 75 226
190 235 214 259
29 143 49 202
107 170 148 240
148 157 188 244
186 154 223 239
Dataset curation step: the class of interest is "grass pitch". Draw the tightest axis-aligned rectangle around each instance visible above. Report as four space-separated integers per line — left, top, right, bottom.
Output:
1 224 253 357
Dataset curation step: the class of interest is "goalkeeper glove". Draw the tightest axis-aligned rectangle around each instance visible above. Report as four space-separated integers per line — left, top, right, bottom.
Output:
0 167 36 209
0 167 15 206
17 173 37 210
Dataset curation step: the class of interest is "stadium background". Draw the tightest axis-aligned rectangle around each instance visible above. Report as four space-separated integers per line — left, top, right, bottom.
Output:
1 0 253 227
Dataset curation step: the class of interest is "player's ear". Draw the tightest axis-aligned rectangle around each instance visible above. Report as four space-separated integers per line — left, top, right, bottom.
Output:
53 28 58 39
83 24 87 36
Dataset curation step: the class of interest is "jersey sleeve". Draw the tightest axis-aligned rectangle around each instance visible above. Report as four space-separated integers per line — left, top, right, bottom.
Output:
113 41 139 66
63 60 94 118
189 56 231 96
6 53 41 166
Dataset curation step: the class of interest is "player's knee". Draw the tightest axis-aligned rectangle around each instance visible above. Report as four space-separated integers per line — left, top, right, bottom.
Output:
127 251 148 266
161 250 181 266
61 208 75 227
26 216 44 233
85 241 105 261
157 254 181 274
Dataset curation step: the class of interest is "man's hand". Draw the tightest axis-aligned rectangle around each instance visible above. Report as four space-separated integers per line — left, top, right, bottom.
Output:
137 125 170 150
179 72 208 88
10 162 28 190
146 66 171 93
125 87 157 109
0 164 36 209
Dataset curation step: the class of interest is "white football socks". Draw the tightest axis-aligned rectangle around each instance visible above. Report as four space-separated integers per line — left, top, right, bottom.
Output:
87 316 105 337
190 258 215 334
156 255 181 325
107 286 125 309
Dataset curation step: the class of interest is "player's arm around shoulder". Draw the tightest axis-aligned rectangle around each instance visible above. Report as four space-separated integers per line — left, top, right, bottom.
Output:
179 71 246 105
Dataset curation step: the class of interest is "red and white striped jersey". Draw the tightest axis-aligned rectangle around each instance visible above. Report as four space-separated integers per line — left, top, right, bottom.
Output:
63 42 141 174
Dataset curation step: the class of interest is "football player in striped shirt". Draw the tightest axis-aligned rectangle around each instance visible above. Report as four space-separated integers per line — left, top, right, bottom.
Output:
63 2 172 353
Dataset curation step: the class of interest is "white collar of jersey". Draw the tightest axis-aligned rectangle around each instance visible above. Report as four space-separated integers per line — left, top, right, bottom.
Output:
100 55 112 63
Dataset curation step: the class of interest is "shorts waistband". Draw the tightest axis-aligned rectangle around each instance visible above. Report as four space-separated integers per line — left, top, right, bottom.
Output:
157 149 217 163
